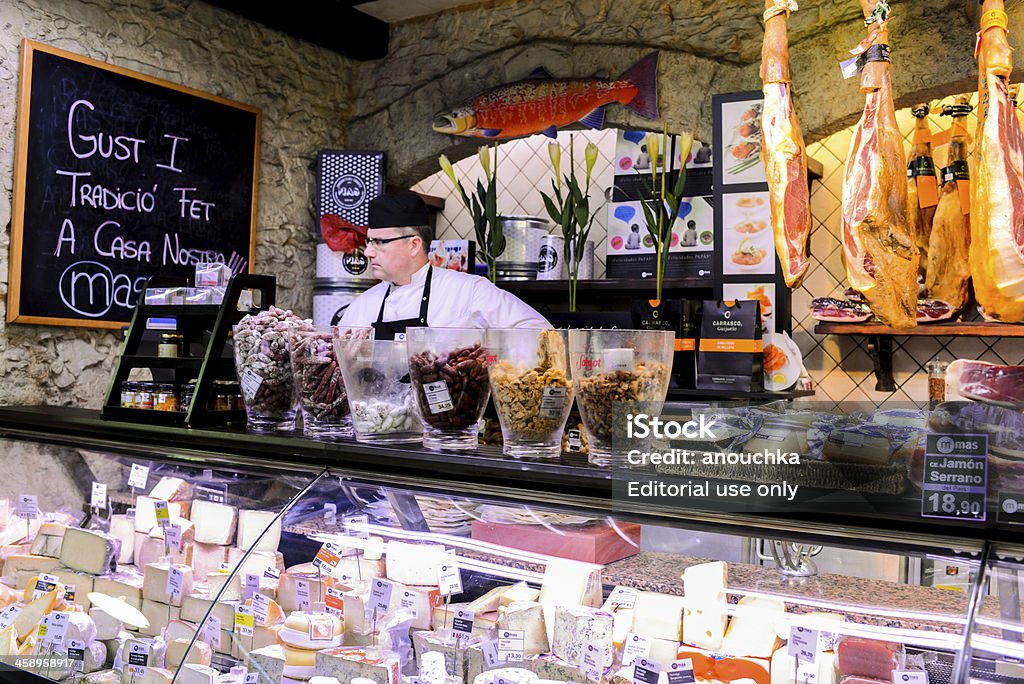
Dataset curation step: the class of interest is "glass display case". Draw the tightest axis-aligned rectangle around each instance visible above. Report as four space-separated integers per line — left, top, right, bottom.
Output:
0 406 1019 684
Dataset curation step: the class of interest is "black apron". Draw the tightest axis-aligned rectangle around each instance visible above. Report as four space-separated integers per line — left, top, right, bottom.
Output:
372 265 433 341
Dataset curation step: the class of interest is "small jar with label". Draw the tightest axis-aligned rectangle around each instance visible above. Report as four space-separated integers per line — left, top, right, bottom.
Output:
927 359 948 409
138 382 156 410
181 381 197 413
212 381 232 411
158 333 184 358
120 381 134 408
155 384 180 411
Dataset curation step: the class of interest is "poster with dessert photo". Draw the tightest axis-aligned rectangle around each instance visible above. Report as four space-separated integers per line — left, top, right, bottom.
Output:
722 282 776 329
721 191 775 275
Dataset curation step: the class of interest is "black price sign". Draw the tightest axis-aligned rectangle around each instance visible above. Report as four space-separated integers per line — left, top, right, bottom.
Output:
195 483 228 504
921 434 988 522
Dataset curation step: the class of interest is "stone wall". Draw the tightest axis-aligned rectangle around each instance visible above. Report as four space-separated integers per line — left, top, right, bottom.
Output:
0 0 354 408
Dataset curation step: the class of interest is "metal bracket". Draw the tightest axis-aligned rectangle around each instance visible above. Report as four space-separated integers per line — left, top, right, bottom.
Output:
867 335 896 392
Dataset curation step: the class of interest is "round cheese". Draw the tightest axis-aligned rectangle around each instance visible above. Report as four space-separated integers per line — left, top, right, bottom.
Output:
279 612 344 649
282 642 318 678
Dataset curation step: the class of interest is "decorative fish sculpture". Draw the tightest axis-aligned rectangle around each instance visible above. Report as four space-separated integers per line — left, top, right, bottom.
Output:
432 52 659 140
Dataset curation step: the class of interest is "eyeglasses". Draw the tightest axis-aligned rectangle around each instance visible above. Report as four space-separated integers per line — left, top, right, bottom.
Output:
365 235 416 248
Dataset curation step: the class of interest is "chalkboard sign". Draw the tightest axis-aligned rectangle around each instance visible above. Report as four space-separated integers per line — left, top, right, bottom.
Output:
8 40 260 328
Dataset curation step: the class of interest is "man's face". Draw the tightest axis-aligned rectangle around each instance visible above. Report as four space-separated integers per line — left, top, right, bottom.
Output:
364 227 421 282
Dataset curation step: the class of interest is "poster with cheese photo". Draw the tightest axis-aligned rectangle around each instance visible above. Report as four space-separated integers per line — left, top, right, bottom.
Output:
719 99 767 185
722 191 774 275
723 282 776 329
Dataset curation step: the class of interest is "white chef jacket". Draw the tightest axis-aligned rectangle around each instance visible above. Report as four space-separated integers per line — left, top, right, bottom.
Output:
338 263 550 329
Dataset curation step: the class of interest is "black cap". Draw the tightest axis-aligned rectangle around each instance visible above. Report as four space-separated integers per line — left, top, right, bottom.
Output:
368 190 429 228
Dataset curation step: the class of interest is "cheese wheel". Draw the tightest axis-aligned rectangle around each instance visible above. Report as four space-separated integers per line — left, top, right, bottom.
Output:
282 643 318 679
278 612 343 649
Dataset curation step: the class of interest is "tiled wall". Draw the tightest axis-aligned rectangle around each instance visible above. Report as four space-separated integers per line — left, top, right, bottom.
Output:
412 93 1024 410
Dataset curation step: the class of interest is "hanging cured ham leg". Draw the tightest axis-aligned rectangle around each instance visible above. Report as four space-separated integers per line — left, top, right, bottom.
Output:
970 0 1024 321
841 0 919 329
760 0 810 288
906 104 938 277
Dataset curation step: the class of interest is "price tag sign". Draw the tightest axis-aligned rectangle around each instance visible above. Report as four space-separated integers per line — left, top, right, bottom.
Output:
201 615 221 650
252 592 271 626
452 608 474 636
583 644 607 684
312 542 342 574
667 659 696 684
17 494 38 519
344 514 370 539
218 562 232 573
154 500 170 528
892 672 929 684
497 629 524 663
263 566 281 581
424 380 454 413
167 565 186 602
325 586 344 616
292 579 311 610
602 585 639 611
91 482 107 509
622 633 651 667
128 463 150 489
634 657 661 684
64 585 75 603
194 483 228 505
481 640 503 668
33 573 59 600
921 434 988 521
0 605 20 631
66 638 86 671
788 625 819 663
244 674 259 684
127 641 149 667
166 524 183 552
245 574 260 601
46 610 70 647
234 606 255 637
438 559 463 597
370 579 394 616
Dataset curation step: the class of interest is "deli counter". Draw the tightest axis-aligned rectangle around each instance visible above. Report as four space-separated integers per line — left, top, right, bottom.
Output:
0 406 1020 684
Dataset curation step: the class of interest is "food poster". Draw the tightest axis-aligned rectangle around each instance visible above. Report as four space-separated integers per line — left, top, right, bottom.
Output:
721 191 775 276
605 196 715 279
719 100 766 185
428 240 474 272
675 135 714 197
722 282 776 329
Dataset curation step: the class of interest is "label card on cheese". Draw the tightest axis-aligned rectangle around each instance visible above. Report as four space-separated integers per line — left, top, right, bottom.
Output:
325 586 344 616
892 672 929 684
296 580 312 610
344 514 370 539
312 542 342 574
64 585 75 603
234 606 255 637
218 562 232 573
0 605 20 630
497 629 524 663
622 633 651 666
481 640 503 668
66 638 86 671
166 524 183 552
583 644 606 684
251 592 271 626
167 565 186 601
308 614 337 641
788 626 818 663
667 659 696 684
17 494 38 519
127 641 149 667
153 500 170 527
602 586 639 611
49 610 72 647
128 464 149 489
201 615 221 650
370 579 394 616
127 665 148 679
91 482 107 509
438 559 463 596
194 482 228 504
244 674 259 684
634 657 661 684
245 574 260 601
263 566 281 581
33 573 59 599
452 608 474 636
921 434 988 522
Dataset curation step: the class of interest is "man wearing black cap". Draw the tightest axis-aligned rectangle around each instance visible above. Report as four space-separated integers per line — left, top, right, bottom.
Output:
339 190 549 339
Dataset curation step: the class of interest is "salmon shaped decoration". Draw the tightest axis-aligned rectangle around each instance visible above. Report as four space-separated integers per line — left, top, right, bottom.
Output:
841 0 919 329
760 0 811 289
970 0 1024 321
431 53 659 140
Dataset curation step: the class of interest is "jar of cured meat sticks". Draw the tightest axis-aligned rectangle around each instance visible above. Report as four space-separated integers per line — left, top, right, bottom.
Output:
290 328 353 438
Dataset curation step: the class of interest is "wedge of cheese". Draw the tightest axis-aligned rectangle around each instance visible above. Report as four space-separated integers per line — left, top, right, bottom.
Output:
231 623 283 660
467 586 510 614
278 563 329 612
166 637 212 669
316 646 401 684
390 584 441 630
191 501 237 545
93 571 145 610
140 599 180 637
135 498 186 534
177 664 219 684
632 592 685 641
165 619 198 642
248 644 286 682
179 594 238 629
721 596 785 658
538 558 602 645
0 627 18 656
4 554 61 581
497 601 548 654
192 542 231 579
499 581 540 608
30 522 67 558
681 561 728 651
143 562 193 607
90 606 124 641
206 571 242 601
243 595 286 627
237 510 282 553
109 514 135 565
551 606 614 668
13 589 62 643
60 528 121 575
226 547 284 580
148 476 191 502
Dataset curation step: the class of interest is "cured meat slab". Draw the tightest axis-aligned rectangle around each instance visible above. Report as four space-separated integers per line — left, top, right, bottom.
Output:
947 359 1024 408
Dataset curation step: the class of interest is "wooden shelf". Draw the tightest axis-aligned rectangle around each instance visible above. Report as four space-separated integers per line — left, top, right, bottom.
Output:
815 321 1024 337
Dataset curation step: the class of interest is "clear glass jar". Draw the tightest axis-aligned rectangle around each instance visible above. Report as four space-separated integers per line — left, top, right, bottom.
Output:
181 381 197 413
927 359 948 408
120 381 134 408
158 333 184 358
138 382 156 410
155 384 180 411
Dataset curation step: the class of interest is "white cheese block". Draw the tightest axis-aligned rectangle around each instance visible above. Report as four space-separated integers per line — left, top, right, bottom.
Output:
83 669 122 684
166 637 212 669
334 556 384 588
231 624 283 660
237 510 282 553
632 592 685 641
178 663 219 684
390 584 440 630
610 607 635 649
551 606 614 668
682 599 727 651
770 649 837 684
60 528 121 576
140 599 180 637
499 582 540 608
120 666 173 684
53 567 95 610
720 596 784 658
134 532 163 568
148 477 191 502
135 498 186 534
316 647 401 684
149 518 195 544
179 594 238 629
474 668 539 684
116 634 167 670
226 547 284 580
93 571 145 610
248 644 286 682
467 586 510 614
2 554 61 580
191 501 237 545
497 601 548 654
386 541 446 586
344 587 371 635
538 558 602 645
278 564 329 612
206 571 242 601
682 561 727 599
110 515 136 565
192 542 230 579
30 522 67 558
165 619 197 642
90 606 124 641
647 637 681 667
143 562 193 607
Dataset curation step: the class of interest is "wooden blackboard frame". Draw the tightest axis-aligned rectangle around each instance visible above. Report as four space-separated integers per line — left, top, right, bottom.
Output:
8 39 261 329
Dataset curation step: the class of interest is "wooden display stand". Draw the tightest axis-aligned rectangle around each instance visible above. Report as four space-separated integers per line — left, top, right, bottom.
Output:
101 274 275 427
